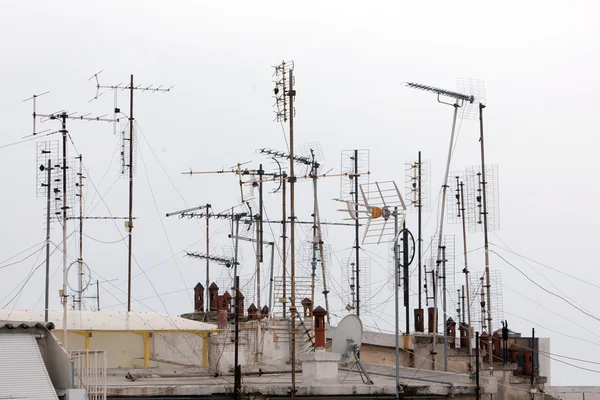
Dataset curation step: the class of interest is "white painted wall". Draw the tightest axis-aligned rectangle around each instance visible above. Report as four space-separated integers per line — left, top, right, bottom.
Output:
152 332 204 367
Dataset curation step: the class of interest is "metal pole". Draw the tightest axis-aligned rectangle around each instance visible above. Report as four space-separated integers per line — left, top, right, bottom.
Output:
314 176 331 324
282 176 287 319
531 327 535 385
234 275 241 400
461 286 465 325
310 163 317 311
127 74 134 312
259 164 264 263
478 103 493 366
206 204 210 314
288 68 297 400
60 114 68 347
268 243 275 316
44 158 51 323
418 151 422 310
354 150 360 316
96 280 100 311
432 103 460 358
394 207 400 400
403 222 409 334
78 155 83 310
442 245 448 372
475 331 480 400
459 180 473 360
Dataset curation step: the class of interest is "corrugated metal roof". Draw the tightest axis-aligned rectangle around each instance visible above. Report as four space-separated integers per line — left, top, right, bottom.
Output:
0 310 216 332
0 333 58 399
0 320 55 330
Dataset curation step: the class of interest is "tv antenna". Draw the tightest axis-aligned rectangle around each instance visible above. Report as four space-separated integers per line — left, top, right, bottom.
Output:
258 144 332 323
405 79 481 372
28 102 119 346
405 151 431 332
331 314 373 384
88 71 172 312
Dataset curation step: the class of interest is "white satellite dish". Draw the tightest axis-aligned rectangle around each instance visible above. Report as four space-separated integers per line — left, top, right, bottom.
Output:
332 314 374 384
332 314 364 365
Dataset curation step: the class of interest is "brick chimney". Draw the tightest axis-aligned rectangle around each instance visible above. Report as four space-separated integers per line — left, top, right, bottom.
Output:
313 306 326 349
209 282 219 312
194 282 204 312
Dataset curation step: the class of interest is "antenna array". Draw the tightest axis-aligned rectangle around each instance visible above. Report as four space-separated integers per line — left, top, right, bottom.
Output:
465 164 500 232
340 149 370 201
272 61 295 122
36 141 59 197
430 235 456 292
470 269 503 332
119 121 137 177
404 159 431 213
456 78 486 120
342 257 371 312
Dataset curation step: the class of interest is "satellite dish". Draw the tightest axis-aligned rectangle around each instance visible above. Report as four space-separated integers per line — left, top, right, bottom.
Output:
332 314 363 365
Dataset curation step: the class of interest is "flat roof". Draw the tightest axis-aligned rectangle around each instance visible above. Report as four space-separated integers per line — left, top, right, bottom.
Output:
0 310 216 332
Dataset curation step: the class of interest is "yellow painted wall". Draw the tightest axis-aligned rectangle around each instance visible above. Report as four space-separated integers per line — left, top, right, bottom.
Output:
88 332 144 368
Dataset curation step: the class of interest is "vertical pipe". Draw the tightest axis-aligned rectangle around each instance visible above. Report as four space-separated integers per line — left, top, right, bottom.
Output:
206 205 210 315
478 103 493 366
282 176 287 318
442 245 448 372
475 331 480 400
61 114 68 347
96 280 100 311
354 150 360 316
288 68 297 400
402 222 409 334
531 327 535 385
461 286 466 325
418 151 422 310
127 74 134 312
256 218 261 313
268 243 275 316
394 208 400 400
44 158 51 322
459 181 473 360
310 163 317 311
234 275 241 400
433 103 460 357
259 164 264 263
78 155 83 310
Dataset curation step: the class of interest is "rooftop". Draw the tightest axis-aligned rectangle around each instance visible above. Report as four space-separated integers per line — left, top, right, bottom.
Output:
0 310 216 332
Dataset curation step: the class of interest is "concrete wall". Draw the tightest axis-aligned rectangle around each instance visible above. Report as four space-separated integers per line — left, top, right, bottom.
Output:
546 387 600 400
152 332 204 367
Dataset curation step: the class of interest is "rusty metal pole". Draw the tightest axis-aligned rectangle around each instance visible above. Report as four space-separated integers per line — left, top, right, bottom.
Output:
234 275 241 400
77 155 84 310
127 74 134 312
282 175 287 319
354 150 360 316
44 158 52 323
205 204 210 316
288 68 297 400
478 103 493 366
60 113 68 347
459 181 473 361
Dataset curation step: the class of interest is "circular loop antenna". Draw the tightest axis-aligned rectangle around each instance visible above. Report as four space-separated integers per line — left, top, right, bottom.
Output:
67 260 92 292
331 314 363 365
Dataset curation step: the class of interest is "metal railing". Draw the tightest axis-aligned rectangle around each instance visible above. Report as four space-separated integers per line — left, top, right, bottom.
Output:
69 350 107 400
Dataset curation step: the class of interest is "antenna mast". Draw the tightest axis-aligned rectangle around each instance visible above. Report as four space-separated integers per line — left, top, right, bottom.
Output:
89 71 172 311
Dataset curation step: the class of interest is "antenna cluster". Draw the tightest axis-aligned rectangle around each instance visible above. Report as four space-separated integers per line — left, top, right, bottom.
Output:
272 61 295 122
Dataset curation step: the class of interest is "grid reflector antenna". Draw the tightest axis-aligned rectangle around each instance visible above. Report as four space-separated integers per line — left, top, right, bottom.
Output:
272 60 295 122
340 149 370 201
53 157 78 219
470 270 503 332
359 181 406 245
456 78 486 120
36 141 59 197
342 257 371 312
430 235 456 293
465 164 500 232
119 121 136 177
404 159 431 213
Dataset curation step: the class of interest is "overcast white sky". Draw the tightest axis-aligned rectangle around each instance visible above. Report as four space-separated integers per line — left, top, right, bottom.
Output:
1 0 599 386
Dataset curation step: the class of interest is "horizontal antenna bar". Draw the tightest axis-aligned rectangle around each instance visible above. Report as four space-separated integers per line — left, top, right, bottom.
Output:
166 204 211 217
405 82 474 103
